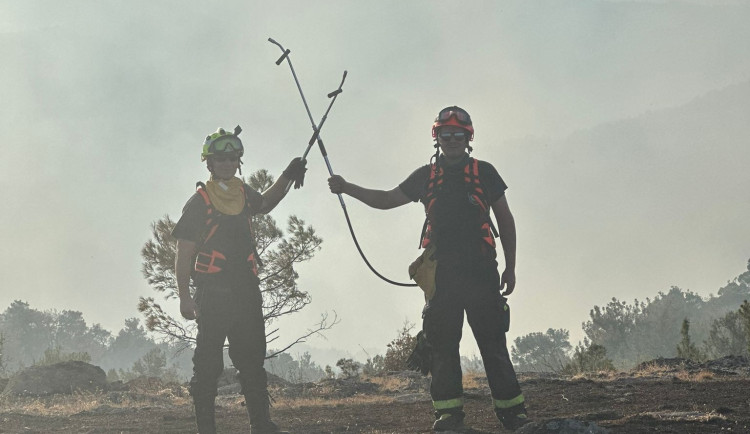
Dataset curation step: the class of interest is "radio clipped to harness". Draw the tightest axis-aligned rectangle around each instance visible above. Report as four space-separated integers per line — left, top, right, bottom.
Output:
500 296 510 333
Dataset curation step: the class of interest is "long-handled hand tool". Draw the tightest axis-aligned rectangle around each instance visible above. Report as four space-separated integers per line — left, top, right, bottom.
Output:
269 38 346 198
268 38 416 287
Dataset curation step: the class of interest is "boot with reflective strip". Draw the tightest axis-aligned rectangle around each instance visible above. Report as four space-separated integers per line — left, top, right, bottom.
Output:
432 409 466 432
432 399 466 432
495 401 530 431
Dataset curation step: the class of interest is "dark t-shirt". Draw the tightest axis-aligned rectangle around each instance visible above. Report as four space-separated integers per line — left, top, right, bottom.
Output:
398 155 508 205
172 185 264 276
398 155 508 264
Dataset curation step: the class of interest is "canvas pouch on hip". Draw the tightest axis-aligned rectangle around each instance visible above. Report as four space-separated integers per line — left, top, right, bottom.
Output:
409 244 438 301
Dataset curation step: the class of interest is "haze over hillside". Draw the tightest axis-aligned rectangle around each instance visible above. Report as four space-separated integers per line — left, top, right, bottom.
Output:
299 79 750 365
1 0 748 361
493 79 750 348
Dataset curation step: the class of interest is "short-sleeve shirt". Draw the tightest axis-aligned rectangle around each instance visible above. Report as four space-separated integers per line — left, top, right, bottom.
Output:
172 185 264 274
398 156 507 205
398 155 507 264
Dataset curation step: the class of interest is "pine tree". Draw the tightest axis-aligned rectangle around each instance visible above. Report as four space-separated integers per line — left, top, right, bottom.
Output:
562 338 615 374
740 300 750 355
384 322 417 371
511 328 572 372
139 169 335 356
676 318 705 361
703 309 748 358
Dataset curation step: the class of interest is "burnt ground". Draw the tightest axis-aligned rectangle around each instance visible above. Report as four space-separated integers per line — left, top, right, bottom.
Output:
1 357 750 433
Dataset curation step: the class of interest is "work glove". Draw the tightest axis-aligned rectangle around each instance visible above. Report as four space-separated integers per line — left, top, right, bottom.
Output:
406 330 432 376
282 157 307 189
180 296 199 321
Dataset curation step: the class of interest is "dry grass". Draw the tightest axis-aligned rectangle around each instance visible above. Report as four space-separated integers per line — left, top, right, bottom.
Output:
272 394 394 409
637 410 727 423
462 372 487 389
631 361 717 381
0 386 192 417
1 391 111 416
673 370 715 382
269 373 428 408
0 392 101 416
568 370 621 381
365 375 411 393
633 361 682 377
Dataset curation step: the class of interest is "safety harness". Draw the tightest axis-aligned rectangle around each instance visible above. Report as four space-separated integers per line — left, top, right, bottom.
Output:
419 157 499 253
192 182 261 278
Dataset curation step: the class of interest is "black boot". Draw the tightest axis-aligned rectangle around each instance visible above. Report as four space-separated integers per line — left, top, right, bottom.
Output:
193 394 217 434
432 408 466 432
244 391 288 434
496 403 530 431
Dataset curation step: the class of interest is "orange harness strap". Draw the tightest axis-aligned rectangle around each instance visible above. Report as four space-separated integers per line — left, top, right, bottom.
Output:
420 158 496 250
193 184 259 276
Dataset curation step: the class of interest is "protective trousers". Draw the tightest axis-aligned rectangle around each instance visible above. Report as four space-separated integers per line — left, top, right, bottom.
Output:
423 261 524 417
189 276 269 433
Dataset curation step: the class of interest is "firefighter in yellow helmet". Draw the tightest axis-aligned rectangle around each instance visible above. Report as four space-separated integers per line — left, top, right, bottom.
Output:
172 126 305 434
328 107 528 432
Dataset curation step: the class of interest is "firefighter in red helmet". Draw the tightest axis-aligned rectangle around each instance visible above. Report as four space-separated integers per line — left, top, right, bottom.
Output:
329 107 529 432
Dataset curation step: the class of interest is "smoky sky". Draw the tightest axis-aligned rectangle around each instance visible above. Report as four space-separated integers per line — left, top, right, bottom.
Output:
2 0 749 363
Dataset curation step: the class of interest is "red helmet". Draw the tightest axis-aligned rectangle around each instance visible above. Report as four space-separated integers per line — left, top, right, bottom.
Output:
432 106 474 141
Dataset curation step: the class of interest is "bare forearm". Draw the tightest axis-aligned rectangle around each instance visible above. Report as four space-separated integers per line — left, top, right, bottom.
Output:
175 240 195 300
328 175 410 209
341 183 397 209
492 196 517 270
497 215 516 270
260 175 290 213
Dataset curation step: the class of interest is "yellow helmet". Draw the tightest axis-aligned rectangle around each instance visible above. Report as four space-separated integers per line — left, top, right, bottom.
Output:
201 125 244 161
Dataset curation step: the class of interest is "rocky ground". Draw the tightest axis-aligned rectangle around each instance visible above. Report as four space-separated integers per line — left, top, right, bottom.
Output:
1 356 749 433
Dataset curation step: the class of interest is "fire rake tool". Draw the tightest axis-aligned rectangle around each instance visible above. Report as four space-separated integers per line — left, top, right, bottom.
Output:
268 37 346 198
268 37 416 287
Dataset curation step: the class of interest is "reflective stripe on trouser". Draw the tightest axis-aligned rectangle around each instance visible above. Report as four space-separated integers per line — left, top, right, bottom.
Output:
190 279 267 399
433 397 464 411
423 262 523 404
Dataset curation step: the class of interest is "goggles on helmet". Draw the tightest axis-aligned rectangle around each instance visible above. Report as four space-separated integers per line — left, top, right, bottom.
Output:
432 106 474 141
437 107 472 125
201 126 244 161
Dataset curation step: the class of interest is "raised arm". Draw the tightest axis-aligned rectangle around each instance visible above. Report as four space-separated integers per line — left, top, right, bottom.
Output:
328 175 411 209
258 174 290 214
259 157 307 214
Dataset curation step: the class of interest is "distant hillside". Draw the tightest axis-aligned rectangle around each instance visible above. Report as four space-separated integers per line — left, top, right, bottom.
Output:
500 79 750 305
507 78 750 205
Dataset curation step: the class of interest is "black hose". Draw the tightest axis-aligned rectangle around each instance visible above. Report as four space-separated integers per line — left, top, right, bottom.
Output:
269 37 416 287
341 205 418 287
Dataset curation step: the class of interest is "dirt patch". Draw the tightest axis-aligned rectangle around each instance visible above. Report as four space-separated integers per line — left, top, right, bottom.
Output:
1 361 750 433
